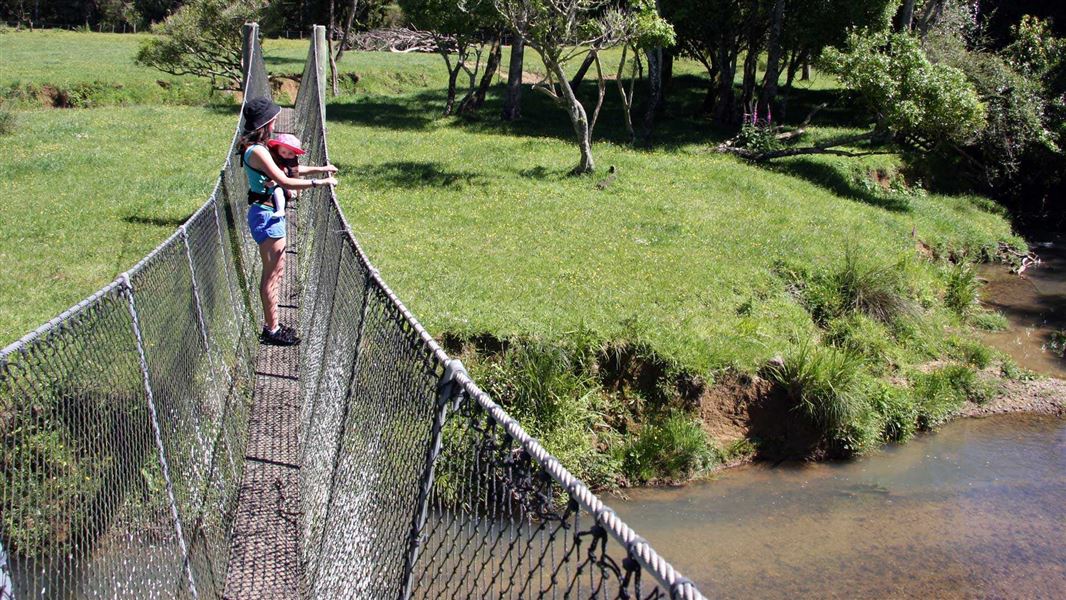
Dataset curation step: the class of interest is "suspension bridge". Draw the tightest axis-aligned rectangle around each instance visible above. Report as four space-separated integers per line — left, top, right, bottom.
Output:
0 25 705 600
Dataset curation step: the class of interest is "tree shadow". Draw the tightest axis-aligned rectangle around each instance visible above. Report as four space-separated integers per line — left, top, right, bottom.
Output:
264 55 306 67
768 158 913 213
361 161 482 189
123 212 196 228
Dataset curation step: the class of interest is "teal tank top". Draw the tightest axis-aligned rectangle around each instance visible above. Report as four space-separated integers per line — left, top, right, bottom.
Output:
243 144 272 194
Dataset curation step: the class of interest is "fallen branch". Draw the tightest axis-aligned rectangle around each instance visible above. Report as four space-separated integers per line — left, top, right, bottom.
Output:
346 28 453 53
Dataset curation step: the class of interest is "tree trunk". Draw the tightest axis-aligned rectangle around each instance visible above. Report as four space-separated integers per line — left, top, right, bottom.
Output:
569 51 597 90
328 0 338 95
642 46 663 141
801 59 810 81
502 35 524 121
548 59 594 173
443 54 461 116
713 45 737 126
459 35 502 114
758 0 786 118
334 0 359 63
899 0 916 32
741 47 759 116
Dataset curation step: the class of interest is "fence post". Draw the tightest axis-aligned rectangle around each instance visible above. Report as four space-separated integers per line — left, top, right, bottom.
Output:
242 23 258 93
313 25 328 117
119 273 200 600
399 359 467 600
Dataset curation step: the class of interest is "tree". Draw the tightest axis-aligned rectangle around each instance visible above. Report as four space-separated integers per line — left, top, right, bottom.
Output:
400 0 501 115
502 32 525 120
136 0 266 90
494 0 673 173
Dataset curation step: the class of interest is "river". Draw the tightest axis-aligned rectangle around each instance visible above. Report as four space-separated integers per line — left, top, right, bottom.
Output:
615 414 1066 598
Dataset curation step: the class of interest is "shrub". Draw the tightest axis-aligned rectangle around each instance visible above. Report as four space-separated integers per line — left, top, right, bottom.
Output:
944 263 979 317
621 413 717 484
1000 358 1036 381
1049 330 1066 359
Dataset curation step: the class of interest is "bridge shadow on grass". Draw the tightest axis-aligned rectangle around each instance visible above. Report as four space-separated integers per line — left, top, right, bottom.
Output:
768 158 913 213
361 161 482 190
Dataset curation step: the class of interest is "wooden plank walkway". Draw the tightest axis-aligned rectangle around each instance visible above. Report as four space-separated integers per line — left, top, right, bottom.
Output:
223 182 304 599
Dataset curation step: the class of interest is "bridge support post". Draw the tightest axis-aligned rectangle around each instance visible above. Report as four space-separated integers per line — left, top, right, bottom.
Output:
241 23 258 93
313 25 328 115
398 359 468 600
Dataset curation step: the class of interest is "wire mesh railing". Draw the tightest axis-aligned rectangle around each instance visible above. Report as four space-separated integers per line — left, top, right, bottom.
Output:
1 23 706 600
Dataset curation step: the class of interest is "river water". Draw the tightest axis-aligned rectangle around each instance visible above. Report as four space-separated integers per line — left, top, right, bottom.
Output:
615 415 1066 598
979 235 1065 378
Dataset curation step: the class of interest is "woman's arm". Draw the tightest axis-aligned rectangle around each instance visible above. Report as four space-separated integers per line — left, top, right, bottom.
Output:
296 164 338 176
248 146 337 190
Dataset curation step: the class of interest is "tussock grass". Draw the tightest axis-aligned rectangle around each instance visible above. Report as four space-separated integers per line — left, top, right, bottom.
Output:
620 413 717 484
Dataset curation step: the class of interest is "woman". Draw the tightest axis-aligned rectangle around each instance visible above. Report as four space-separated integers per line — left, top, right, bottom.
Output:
240 97 338 346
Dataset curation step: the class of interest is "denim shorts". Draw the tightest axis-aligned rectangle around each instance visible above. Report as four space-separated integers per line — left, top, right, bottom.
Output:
247 203 286 244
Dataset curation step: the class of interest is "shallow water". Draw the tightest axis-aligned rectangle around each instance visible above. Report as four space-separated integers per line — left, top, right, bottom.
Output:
615 415 1066 598
979 235 1065 378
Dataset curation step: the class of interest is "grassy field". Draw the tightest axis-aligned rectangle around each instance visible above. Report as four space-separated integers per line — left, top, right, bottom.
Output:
0 30 1029 483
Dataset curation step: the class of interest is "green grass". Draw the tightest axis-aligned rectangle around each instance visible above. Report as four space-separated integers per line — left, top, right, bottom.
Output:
0 105 233 340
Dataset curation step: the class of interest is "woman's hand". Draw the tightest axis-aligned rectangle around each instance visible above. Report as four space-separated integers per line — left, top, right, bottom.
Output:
321 164 338 174
320 176 338 187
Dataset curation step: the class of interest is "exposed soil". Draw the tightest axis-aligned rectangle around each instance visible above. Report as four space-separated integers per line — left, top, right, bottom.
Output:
38 84 72 108
270 75 300 104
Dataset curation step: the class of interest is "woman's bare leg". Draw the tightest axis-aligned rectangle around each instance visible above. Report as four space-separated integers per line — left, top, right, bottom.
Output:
258 237 287 331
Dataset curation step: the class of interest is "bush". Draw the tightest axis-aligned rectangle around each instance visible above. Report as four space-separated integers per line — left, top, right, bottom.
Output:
944 263 979 317
1049 330 1066 359
1000 358 1036 381
621 413 717 484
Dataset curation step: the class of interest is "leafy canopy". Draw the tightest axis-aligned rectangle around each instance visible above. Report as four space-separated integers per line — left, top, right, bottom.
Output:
823 30 986 144
135 0 265 90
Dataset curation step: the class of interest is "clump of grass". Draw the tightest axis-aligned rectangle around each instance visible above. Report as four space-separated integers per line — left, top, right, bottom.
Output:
1000 357 1036 381
804 249 913 326
1048 329 1066 358
971 310 1009 331
767 343 866 437
825 313 893 365
0 108 13 135
621 413 717 484
719 438 758 463
947 336 994 369
911 364 978 428
476 339 621 489
868 382 918 443
944 263 979 317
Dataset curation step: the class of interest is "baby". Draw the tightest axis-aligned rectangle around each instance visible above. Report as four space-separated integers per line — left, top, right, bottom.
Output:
265 133 336 217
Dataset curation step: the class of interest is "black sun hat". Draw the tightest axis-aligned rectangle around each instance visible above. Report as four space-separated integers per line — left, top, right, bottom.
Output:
242 96 281 133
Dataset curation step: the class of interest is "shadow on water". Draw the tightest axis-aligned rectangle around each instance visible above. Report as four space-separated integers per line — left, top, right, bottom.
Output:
360 160 482 189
